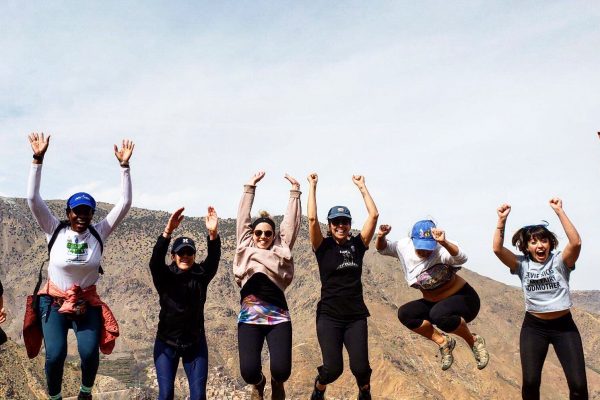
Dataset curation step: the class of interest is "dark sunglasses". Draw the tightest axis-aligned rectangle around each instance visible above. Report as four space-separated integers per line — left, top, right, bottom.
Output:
330 217 351 226
176 248 195 257
253 230 274 238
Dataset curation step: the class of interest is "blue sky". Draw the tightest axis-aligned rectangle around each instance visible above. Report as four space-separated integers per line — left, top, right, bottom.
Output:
1 1 599 289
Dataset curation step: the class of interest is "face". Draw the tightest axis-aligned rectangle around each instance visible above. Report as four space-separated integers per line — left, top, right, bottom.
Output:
328 217 351 243
67 205 94 233
527 236 551 263
171 247 196 271
252 222 275 249
415 249 433 259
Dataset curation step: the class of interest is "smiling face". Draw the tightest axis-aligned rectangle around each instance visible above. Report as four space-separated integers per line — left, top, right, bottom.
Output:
171 247 196 271
252 222 275 249
527 236 551 263
67 205 94 233
328 217 351 243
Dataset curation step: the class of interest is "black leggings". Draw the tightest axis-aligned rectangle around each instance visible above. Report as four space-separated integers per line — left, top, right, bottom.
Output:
520 312 588 400
398 283 480 332
238 322 292 384
316 315 371 387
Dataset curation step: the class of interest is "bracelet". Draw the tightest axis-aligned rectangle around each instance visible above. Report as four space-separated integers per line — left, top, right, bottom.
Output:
496 226 505 229
120 162 130 168
33 154 44 161
163 231 172 236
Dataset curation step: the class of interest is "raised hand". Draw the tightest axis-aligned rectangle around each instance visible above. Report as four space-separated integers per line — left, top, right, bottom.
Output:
352 175 365 188
307 173 318 186
378 224 392 236
284 174 300 190
431 228 446 243
114 139 135 164
205 206 218 233
28 132 51 158
497 203 511 220
549 198 563 213
247 171 266 186
165 207 185 236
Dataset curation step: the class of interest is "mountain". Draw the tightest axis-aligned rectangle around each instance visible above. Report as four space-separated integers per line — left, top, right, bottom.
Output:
1 197 599 399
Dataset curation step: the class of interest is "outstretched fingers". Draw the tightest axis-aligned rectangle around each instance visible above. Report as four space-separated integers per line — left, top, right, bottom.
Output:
284 173 300 190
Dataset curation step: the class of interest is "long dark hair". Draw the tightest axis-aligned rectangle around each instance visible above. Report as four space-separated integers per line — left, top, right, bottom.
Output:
511 224 559 257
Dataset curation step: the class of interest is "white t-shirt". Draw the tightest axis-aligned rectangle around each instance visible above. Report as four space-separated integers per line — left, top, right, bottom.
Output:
27 163 132 291
378 237 468 286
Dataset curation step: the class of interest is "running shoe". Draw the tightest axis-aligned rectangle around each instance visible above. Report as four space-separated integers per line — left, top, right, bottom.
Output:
471 333 489 370
439 333 456 371
77 392 92 400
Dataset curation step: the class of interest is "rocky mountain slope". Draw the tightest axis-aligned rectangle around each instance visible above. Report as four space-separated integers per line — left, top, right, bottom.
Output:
1 197 599 399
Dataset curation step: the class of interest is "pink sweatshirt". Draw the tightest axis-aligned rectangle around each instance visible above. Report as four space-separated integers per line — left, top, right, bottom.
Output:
233 185 302 292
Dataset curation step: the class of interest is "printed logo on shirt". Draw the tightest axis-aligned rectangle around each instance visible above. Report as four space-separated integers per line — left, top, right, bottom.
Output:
524 268 561 292
66 237 89 263
336 248 359 270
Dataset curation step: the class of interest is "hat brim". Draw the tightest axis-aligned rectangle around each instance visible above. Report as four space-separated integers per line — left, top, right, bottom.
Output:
327 213 352 220
412 238 436 251
172 243 196 253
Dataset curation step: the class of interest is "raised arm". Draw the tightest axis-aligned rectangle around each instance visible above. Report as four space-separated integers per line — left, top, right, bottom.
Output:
97 140 134 237
237 171 265 248
0 279 5 324
375 224 391 251
431 228 468 264
353 175 379 247
493 203 519 271
307 173 323 250
549 198 581 268
150 208 184 291
279 174 302 249
26 132 60 235
202 206 221 281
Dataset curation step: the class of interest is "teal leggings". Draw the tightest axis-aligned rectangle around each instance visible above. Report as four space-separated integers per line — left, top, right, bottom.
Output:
38 295 101 397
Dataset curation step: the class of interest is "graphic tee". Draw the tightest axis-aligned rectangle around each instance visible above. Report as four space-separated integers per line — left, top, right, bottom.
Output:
315 235 369 320
512 251 573 313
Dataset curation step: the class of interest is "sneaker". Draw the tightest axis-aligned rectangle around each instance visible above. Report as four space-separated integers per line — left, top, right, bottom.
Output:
77 392 92 400
271 378 285 400
358 385 372 400
471 333 489 370
250 374 266 400
439 333 456 371
310 376 326 400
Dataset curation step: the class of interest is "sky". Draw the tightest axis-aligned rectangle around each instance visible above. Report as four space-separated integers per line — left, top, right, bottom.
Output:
1 1 599 289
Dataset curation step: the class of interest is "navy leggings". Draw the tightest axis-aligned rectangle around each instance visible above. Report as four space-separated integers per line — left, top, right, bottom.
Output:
316 315 371 387
398 283 480 332
154 337 209 400
238 322 292 384
520 312 588 400
38 295 101 397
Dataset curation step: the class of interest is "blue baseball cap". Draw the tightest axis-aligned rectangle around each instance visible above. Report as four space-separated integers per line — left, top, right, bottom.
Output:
327 206 352 220
411 220 436 250
67 192 96 211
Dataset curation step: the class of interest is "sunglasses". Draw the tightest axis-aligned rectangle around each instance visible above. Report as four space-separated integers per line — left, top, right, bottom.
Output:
176 248 195 257
330 217 351 226
253 230 274 238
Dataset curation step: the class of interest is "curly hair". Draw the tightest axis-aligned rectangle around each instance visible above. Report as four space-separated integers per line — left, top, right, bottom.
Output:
511 225 559 256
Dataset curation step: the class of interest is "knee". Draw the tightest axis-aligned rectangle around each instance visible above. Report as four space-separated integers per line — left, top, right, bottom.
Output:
319 364 343 384
429 310 461 332
78 344 99 365
240 366 262 385
270 363 291 383
45 345 67 367
397 306 423 330
350 363 372 386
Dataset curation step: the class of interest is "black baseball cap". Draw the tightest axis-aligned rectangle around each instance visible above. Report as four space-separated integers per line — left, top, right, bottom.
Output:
172 237 196 253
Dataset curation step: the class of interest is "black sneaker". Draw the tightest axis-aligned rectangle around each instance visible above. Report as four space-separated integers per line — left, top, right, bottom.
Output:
310 376 326 400
77 392 92 400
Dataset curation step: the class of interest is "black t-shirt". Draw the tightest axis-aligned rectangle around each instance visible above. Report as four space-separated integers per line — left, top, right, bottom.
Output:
315 235 370 320
240 272 288 310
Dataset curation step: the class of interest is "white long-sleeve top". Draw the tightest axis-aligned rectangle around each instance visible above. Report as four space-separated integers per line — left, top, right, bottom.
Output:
27 163 132 290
